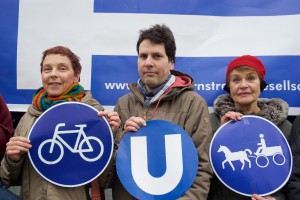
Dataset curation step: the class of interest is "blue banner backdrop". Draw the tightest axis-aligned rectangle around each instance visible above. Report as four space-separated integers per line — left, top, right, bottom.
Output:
1 0 300 114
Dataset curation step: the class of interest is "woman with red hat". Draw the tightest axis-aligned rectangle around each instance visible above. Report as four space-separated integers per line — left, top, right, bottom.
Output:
208 55 291 200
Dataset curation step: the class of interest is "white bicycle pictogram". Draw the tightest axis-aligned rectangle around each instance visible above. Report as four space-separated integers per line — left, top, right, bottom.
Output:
38 123 104 165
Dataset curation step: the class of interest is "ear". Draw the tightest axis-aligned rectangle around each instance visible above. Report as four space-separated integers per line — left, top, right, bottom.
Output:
169 61 175 70
74 72 80 82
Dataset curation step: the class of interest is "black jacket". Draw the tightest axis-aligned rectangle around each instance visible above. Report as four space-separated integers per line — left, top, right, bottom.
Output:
286 115 300 200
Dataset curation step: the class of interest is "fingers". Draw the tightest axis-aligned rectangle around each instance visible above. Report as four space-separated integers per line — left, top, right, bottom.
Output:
98 111 109 117
124 116 146 132
6 136 32 162
98 111 121 131
107 111 121 131
221 111 243 124
251 194 275 200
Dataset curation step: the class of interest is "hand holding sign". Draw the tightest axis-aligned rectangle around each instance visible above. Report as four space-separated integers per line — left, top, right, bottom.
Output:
124 116 147 132
6 136 32 162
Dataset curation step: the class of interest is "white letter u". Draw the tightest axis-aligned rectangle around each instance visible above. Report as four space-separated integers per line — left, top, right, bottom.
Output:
130 134 183 195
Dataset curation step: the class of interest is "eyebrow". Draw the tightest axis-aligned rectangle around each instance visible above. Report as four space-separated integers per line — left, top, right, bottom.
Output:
42 62 69 66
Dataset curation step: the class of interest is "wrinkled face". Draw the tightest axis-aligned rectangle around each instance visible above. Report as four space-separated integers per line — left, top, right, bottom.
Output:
138 39 174 91
41 54 79 97
229 68 261 110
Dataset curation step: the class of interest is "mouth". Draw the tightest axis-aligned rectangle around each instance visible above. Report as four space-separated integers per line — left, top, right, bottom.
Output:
49 82 61 86
238 92 250 96
144 71 156 75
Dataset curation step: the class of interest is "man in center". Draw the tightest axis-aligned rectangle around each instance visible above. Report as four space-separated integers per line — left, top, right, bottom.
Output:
112 24 213 199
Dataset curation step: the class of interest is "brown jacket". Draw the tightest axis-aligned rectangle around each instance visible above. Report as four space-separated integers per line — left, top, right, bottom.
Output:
0 91 112 200
112 70 213 200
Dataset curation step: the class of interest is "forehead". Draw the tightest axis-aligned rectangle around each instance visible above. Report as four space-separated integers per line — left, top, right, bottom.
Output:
229 67 258 76
139 39 166 54
43 54 71 65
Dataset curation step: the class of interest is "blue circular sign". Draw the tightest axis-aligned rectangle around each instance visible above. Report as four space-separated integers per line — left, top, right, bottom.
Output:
28 102 113 187
116 120 198 200
210 116 292 196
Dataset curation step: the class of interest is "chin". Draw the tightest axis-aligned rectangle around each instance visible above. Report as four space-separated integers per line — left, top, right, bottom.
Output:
47 91 63 97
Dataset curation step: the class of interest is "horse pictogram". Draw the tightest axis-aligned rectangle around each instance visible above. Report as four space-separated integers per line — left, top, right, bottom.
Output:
217 145 252 171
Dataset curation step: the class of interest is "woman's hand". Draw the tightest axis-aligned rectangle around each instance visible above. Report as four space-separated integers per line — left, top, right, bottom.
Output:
220 111 243 125
6 136 32 162
252 194 276 200
124 116 146 132
98 111 121 131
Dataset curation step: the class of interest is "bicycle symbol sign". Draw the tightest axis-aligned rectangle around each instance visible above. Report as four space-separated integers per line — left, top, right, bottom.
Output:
210 116 292 197
28 102 113 187
38 123 104 165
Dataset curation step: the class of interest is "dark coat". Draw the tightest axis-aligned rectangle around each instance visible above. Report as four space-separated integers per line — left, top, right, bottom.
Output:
286 115 300 200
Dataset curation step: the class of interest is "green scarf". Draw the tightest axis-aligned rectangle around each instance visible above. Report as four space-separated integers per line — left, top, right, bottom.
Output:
32 82 85 112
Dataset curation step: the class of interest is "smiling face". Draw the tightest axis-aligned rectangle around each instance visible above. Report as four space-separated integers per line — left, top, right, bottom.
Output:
228 67 261 112
137 39 174 91
41 54 80 97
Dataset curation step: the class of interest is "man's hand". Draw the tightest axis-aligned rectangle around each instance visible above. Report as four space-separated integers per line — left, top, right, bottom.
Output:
124 116 146 132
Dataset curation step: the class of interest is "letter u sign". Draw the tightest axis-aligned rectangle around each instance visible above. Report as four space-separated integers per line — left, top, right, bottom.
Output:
116 120 198 199
131 134 183 195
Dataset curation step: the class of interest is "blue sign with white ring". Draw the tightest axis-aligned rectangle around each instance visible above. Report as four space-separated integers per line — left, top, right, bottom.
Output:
28 102 113 187
210 116 292 196
116 120 198 200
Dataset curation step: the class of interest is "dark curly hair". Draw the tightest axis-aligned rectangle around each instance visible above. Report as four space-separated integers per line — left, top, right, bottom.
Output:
136 24 176 64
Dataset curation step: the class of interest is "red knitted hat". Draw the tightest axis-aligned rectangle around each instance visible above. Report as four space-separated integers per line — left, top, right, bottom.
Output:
226 55 266 82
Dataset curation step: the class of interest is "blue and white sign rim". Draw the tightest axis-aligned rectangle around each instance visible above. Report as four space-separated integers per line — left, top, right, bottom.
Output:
209 115 292 196
28 102 114 187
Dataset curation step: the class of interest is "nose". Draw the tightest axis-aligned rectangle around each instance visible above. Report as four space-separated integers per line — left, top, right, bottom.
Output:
239 79 249 88
50 68 58 78
144 57 154 67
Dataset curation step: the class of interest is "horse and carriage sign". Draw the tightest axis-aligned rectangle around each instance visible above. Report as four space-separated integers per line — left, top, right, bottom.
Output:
210 116 292 196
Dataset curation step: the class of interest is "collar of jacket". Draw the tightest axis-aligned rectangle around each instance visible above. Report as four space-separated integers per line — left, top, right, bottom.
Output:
213 94 289 125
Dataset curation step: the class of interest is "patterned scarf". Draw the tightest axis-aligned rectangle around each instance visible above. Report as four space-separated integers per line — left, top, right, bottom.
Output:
138 74 175 107
32 82 85 111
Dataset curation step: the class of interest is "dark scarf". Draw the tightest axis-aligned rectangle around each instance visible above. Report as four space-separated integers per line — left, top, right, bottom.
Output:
213 94 289 125
32 82 85 112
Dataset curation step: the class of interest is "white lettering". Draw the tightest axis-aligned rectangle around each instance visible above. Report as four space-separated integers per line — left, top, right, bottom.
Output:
130 134 183 195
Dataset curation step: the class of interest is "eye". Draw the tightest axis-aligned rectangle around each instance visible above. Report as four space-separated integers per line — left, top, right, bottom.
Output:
42 67 51 72
59 65 67 71
139 54 147 59
247 75 256 81
153 54 162 59
231 77 240 83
